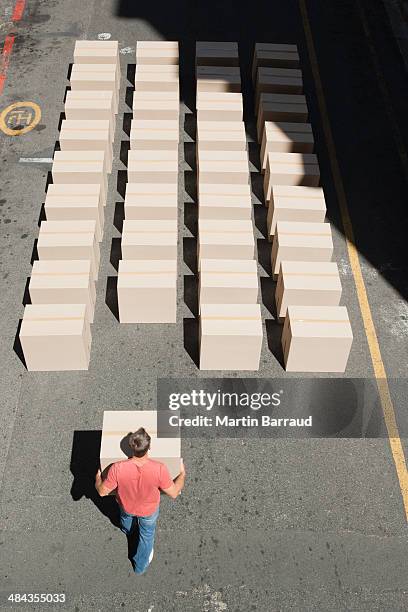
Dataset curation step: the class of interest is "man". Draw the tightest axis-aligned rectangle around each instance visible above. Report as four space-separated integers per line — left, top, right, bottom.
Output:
95 427 186 575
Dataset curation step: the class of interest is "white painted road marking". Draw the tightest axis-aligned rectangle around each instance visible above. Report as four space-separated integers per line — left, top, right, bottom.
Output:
19 157 53 163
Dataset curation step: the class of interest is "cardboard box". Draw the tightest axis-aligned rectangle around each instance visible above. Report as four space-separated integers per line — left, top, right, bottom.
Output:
136 41 179 65
121 220 177 260
198 182 251 200
31 259 95 298
59 126 112 173
282 305 353 372
275 260 342 319
197 122 247 151
74 46 119 65
102 433 180 462
197 148 248 162
196 91 242 103
121 232 177 260
125 181 178 197
196 101 243 122
29 259 96 322
73 41 120 78
198 218 253 235
197 66 240 77
198 160 249 184
197 119 244 132
255 66 303 96
136 64 179 75
197 150 249 184
133 90 179 103
66 89 118 117
100 409 181 478
127 149 178 183
199 258 258 305
271 221 333 278
196 76 241 94
65 92 115 128
122 219 177 233
196 41 239 66
102 409 159 436
44 192 104 241
74 39 119 56
199 303 262 370
198 197 252 220
61 117 114 143
252 43 299 79
20 303 91 371
261 121 314 167
130 119 179 151
196 91 243 120
70 64 119 112
118 259 177 323
39 219 98 237
264 152 320 201
257 93 308 140
71 62 120 87
124 185 177 220
134 66 179 92
136 41 179 50
52 151 108 201
135 48 179 65
198 232 255 260
132 97 179 120
37 232 100 281
31 257 93 277
196 66 241 93
124 183 178 219
267 185 326 236
198 182 252 219
46 182 106 208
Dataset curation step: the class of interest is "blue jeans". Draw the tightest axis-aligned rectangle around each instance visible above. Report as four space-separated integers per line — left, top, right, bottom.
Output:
119 506 159 574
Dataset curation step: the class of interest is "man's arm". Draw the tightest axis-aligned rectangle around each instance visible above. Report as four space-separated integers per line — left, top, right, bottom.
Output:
162 459 186 499
95 469 115 497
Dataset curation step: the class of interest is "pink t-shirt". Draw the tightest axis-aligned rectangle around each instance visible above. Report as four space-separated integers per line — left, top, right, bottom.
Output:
104 458 173 516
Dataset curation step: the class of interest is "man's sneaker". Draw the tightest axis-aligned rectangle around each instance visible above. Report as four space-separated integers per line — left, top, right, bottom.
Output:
149 548 154 565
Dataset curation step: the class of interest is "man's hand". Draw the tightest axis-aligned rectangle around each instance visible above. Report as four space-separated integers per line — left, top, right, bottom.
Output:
95 468 113 497
179 458 186 476
162 459 186 499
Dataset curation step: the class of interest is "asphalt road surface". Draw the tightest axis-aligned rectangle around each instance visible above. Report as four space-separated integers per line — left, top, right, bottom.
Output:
0 0 408 610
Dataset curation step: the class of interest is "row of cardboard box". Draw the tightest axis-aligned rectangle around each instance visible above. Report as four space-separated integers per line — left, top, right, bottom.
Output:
122 181 254 221
19 290 353 373
19 41 122 371
99 44 183 477
109 45 182 481
135 40 299 71
117 42 180 324
194 51 263 371
184 213 348 325
253 44 353 372
130 41 180 151
251 43 320 196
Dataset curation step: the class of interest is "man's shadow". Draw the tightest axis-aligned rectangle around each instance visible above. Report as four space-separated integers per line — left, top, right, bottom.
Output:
70 430 120 527
70 431 144 565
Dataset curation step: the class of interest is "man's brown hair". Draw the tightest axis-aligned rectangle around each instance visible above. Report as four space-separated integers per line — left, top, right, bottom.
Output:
128 428 151 458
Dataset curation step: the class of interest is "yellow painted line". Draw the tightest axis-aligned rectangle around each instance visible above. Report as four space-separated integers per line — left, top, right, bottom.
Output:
299 0 408 521
0 101 41 136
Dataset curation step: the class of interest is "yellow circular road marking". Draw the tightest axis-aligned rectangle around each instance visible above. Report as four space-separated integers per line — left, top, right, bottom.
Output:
0 101 41 136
